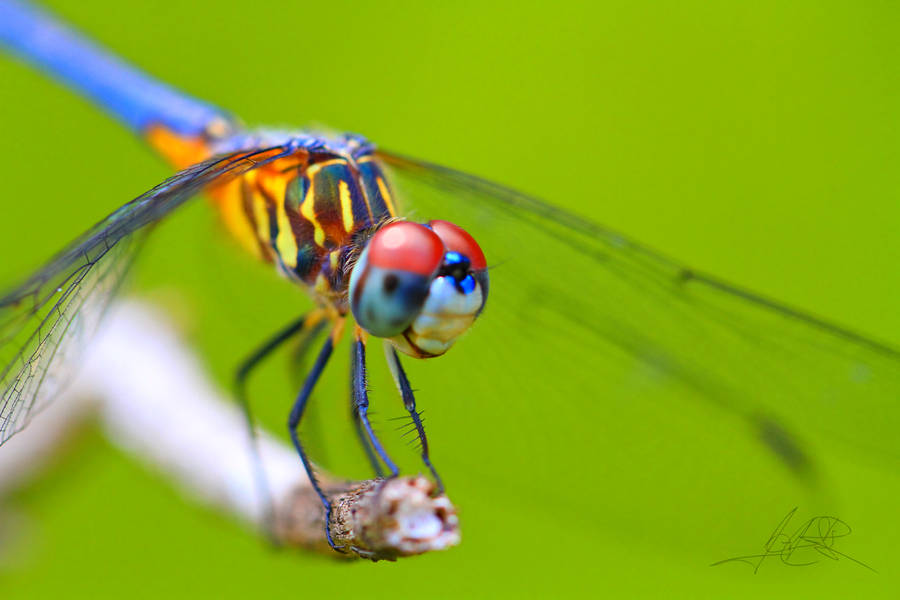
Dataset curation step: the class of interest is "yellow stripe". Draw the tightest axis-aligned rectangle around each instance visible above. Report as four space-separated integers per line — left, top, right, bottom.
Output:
302 159 348 248
377 176 397 216
268 178 298 269
301 173 326 248
339 180 354 233
307 158 343 174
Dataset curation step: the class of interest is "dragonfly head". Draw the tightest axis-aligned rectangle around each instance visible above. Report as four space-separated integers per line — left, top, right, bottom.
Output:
349 220 488 358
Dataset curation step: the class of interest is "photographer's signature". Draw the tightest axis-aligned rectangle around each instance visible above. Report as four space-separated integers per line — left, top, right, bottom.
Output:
711 507 875 573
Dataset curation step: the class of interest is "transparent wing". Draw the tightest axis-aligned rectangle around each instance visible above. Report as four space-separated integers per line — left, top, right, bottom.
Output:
377 150 899 477
0 145 291 446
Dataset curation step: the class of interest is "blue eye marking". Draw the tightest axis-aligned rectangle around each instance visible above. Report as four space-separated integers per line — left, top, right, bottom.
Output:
444 251 466 265
459 274 476 294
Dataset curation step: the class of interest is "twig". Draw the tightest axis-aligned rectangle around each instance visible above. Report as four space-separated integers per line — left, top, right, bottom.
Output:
275 475 459 561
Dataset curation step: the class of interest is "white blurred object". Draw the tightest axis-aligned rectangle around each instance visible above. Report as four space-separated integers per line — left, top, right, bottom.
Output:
78 301 307 525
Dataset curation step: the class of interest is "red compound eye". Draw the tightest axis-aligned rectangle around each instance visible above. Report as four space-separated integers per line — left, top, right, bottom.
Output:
368 221 444 276
428 220 487 270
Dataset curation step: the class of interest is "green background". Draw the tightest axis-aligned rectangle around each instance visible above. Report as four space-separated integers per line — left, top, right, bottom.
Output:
1 0 898 597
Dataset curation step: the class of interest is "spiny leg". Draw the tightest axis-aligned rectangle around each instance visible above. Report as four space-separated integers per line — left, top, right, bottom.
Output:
384 341 444 493
288 319 345 551
350 328 386 477
351 382 385 478
234 310 325 542
352 327 398 478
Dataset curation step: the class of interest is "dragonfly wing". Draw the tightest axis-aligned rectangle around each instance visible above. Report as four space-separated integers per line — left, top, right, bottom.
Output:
0 145 292 446
376 150 900 474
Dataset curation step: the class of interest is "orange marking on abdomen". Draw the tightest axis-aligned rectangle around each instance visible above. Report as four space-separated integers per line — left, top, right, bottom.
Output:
145 125 286 263
146 125 212 169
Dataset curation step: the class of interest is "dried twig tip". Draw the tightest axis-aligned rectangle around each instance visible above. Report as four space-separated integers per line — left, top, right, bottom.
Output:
332 475 460 561
274 475 460 561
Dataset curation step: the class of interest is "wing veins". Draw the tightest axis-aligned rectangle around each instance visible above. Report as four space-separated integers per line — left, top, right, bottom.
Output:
377 150 900 361
0 142 301 446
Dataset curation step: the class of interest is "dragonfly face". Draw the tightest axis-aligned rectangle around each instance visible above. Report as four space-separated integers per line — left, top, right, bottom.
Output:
349 219 489 358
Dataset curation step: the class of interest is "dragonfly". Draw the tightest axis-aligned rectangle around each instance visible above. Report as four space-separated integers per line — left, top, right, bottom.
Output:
0 0 898 552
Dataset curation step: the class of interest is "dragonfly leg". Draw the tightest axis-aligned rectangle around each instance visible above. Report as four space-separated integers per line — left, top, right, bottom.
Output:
351 383 385 478
384 341 444 493
351 328 399 478
234 310 325 543
287 319 332 467
288 319 345 551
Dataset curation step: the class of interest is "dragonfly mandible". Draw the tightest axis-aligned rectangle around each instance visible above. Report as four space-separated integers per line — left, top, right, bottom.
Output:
1 0 899 553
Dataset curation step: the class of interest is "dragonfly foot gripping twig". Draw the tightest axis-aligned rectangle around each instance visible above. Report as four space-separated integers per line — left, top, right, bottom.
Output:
275 475 459 561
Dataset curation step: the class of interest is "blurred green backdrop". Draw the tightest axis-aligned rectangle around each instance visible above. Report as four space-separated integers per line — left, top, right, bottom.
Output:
1 0 898 598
